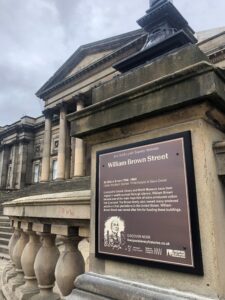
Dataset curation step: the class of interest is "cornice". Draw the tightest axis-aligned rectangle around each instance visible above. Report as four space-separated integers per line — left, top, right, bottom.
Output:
0 123 34 140
208 47 225 64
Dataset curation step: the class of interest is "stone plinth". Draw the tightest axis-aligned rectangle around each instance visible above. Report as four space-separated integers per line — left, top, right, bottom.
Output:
68 44 225 299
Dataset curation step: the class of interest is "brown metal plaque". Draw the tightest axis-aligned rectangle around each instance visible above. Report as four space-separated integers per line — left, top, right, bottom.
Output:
96 132 203 274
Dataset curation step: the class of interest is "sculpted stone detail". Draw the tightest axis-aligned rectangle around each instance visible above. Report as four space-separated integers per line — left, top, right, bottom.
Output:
55 235 85 297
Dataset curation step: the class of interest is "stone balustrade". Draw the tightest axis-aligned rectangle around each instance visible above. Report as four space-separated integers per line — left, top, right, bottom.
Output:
1 190 90 300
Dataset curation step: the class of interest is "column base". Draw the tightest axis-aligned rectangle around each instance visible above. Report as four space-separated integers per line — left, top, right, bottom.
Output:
8 272 25 292
30 289 60 300
68 273 219 300
6 268 17 282
54 178 65 182
16 278 40 300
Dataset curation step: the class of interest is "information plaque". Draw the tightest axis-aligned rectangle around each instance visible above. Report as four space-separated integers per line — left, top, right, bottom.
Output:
96 132 203 274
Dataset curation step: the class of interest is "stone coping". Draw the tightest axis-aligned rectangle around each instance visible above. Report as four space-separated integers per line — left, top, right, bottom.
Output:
68 60 225 138
2 190 91 220
2 190 90 207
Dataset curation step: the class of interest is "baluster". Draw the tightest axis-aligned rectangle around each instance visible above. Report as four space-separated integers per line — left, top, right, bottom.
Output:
78 227 90 273
53 225 85 297
5 220 21 280
32 224 60 300
9 225 29 291
16 223 41 300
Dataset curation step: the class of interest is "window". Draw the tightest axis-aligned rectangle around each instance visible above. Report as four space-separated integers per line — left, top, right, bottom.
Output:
54 140 59 149
52 160 57 180
35 145 40 154
33 164 40 183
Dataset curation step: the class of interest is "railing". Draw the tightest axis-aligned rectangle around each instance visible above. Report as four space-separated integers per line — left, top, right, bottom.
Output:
1 190 90 300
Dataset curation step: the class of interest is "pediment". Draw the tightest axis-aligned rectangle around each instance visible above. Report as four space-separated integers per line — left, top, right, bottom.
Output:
65 50 113 78
36 29 145 99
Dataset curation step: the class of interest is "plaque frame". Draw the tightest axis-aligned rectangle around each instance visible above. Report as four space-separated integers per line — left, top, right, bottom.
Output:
95 131 203 275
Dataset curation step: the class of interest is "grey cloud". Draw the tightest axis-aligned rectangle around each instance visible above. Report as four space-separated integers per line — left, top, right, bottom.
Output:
0 0 224 126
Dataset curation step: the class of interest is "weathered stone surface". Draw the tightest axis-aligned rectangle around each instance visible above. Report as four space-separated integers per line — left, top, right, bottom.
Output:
3 190 90 220
69 46 225 139
69 273 218 300
93 45 209 103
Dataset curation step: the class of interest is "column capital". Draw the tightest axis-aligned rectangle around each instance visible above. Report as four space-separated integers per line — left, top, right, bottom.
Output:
73 93 87 103
1 143 9 150
56 100 68 112
42 108 54 118
18 138 30 145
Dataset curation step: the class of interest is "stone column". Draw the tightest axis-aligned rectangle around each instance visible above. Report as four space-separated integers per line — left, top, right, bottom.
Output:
10 142 19 189
40 110 52 182
65 122 71 179
74 100 85 177
32 224 60 300
0 145 10 188
56 103 67 180
52 225 85 297
70 137 75 178
16 140 29 189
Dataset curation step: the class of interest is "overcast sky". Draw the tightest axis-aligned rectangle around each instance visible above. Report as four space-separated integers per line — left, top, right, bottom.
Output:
1 0 225 126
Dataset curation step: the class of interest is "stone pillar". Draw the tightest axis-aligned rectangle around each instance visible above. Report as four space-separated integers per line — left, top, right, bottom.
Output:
16 140 29 189
70 137 75 178
53 226 85 297
0 145 10 188
56 103 67 180
17 223 41 299
25 140 34 185
33 224 60 300
65 122 71 179
40 110 52 182
74 100 85 177
10 142 19 189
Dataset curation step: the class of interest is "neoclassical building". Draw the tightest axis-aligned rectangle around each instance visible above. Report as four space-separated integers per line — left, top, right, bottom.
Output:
1 28 225 192
1 1 225 299
0 27 225 192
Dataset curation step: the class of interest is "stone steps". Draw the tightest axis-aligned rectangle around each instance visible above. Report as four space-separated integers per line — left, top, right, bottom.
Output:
0 217 10 260
0 253 9 261
0 228 12 234
0 176 90 204
0 245 8 255
0 238 9 246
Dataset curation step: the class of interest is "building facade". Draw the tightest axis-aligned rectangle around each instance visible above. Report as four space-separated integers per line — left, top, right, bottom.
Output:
1 1 225 299
0 27 225 192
